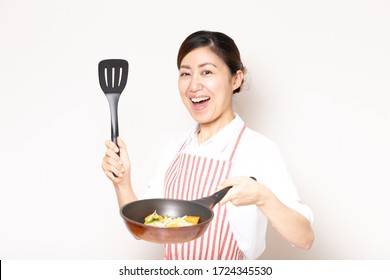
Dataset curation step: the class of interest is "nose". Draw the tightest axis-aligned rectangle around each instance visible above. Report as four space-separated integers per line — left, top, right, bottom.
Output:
189 75 203 92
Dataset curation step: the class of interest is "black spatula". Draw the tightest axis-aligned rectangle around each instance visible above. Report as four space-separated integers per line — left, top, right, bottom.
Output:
98 59 129 150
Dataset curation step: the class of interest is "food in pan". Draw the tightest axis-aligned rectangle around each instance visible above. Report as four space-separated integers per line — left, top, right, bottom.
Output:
144 210 200 228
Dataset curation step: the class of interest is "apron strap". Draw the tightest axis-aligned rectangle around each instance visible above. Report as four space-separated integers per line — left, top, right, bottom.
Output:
229 125 246 162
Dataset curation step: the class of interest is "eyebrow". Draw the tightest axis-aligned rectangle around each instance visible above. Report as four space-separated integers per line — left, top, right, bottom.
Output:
179 62 218 69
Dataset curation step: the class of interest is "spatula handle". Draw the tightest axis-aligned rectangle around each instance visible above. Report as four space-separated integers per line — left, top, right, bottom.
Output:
106 93 120 150
106 93 121 178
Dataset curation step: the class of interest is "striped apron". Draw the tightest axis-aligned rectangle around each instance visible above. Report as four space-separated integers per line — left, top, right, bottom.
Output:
164 126 246 260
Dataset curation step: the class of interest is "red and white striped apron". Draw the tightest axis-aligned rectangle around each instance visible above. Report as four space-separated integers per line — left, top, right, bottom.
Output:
164 126 246 260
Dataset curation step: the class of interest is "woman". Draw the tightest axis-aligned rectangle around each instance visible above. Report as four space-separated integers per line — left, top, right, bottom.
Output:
102 30 314 260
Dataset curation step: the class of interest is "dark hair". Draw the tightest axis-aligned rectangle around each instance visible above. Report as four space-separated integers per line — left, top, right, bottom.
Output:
177 30 245 94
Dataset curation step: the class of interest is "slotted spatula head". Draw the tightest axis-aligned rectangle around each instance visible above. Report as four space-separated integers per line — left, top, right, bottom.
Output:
98 59 129 93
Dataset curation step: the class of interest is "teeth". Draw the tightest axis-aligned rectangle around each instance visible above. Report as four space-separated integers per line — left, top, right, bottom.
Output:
191 97 210 103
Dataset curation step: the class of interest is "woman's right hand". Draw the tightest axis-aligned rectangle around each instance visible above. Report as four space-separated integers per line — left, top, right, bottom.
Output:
102 136 131 186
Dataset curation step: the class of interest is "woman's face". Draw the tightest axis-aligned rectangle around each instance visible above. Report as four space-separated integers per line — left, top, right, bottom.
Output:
178 47 242 127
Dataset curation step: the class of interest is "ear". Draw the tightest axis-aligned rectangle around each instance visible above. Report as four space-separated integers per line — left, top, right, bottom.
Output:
232 70 244 91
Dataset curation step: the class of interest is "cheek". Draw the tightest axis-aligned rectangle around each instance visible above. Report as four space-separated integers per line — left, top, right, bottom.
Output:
178 81 189 101
208 77 230 94
178 79 187 93
213 81 232 100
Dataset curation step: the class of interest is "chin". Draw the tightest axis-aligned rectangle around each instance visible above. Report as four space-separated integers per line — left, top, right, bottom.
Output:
190 113 212 124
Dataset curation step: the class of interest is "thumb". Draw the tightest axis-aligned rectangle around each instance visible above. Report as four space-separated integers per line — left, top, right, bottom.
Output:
117 136 127 151
116 136 131 168
217 177 236 190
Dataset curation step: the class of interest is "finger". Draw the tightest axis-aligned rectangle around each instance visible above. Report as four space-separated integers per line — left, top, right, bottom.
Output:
104 154 123 171
218 176 242 190
219 176 257 190
105 148 122 164
102 160 124 178
219 189 236 205
103 155 124 173
117 136 128 153
105 139 120 153
219 196 228 205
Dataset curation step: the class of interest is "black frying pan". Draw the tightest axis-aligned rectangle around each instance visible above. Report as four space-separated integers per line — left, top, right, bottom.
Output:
120 177 256 244
120 186 232 244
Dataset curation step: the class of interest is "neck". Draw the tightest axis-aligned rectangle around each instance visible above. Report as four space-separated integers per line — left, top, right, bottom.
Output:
197 113 235 144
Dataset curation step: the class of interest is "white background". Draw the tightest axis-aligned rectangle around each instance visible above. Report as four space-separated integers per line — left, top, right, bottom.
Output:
0 0 389 260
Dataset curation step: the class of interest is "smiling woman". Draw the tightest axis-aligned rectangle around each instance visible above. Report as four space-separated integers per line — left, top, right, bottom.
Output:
177 31 245 144
178 47 243 142
102 30 314 260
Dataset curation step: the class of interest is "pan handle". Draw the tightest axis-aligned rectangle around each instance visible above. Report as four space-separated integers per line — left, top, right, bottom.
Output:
193 186 233 209
193 177 257 209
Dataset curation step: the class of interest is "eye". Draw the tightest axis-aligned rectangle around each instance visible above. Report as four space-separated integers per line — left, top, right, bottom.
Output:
202 70 212 75
180 72 190 77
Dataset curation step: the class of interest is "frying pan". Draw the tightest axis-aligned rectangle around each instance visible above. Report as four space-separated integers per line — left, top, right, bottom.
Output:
120 177 256 244
120 186 232 244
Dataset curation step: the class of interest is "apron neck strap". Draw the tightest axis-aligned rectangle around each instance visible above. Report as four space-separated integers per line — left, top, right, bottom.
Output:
229 125 246 161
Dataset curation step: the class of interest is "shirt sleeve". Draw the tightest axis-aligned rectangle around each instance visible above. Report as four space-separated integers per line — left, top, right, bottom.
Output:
227 129 314 259
259 141 314 225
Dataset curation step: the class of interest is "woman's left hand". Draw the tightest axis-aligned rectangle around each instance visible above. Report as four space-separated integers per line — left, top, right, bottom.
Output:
218 176 268 207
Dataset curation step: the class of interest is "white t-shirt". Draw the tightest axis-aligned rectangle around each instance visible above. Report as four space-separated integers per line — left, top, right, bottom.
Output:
144 114 313 259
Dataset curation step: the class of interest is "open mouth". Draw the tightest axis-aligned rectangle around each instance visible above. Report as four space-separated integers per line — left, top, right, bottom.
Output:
191 97 210 104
